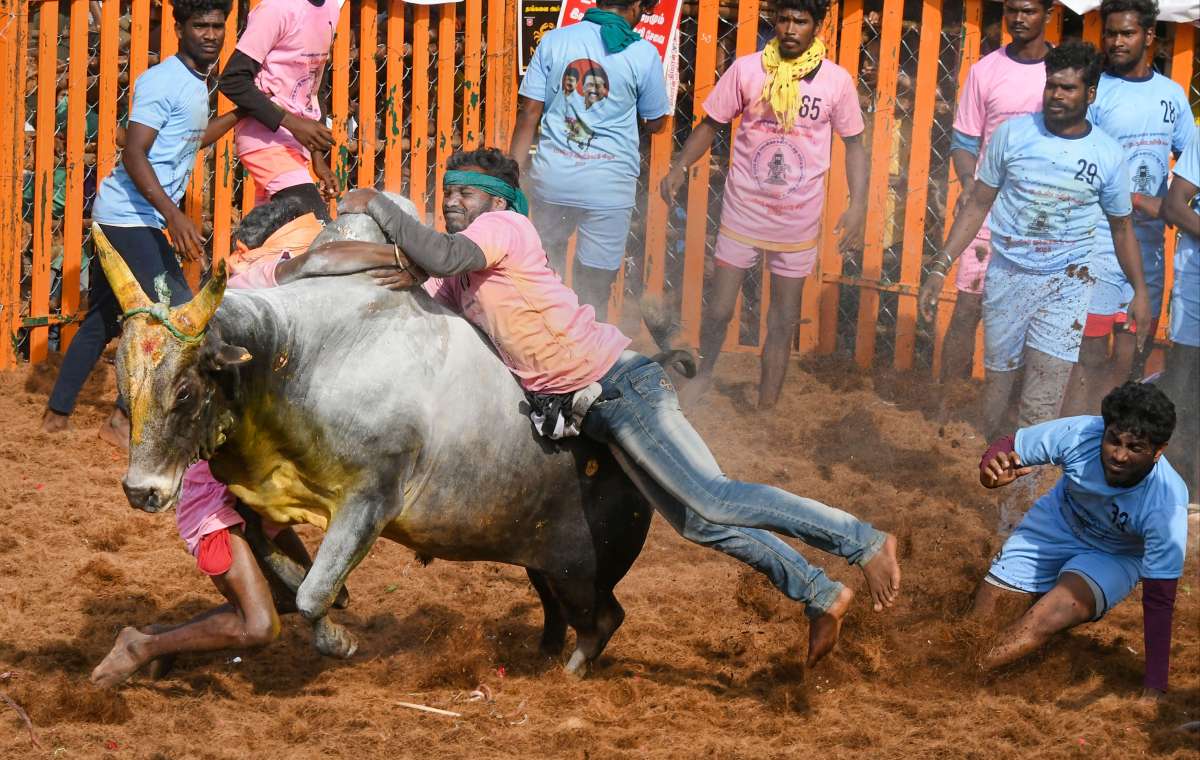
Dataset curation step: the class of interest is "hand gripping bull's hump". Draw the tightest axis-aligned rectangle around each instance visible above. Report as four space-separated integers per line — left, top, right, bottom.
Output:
91 207 652 676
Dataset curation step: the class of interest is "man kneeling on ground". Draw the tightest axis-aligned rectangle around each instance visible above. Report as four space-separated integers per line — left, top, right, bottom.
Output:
972 381 1188 699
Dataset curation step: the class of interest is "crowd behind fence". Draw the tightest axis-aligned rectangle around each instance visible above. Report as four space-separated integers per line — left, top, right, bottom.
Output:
0 0 1195 374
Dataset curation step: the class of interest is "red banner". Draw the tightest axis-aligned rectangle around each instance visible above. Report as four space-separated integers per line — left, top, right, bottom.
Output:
555 0 683 63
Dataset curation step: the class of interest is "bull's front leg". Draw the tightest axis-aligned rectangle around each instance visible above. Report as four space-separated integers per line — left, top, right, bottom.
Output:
297 485 399 658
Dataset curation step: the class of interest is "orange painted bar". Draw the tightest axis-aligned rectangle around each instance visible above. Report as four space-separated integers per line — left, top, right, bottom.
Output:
410 5 431 214
643 125 673 299
359 0 379 189
1045 5 1061 44
817 0 863 354
853 0 902 368
161 0 178 58
506 0 519 144
29 1 60 362
485 0 503 146
435 2 457 228
210 0 240 267
463 0 483 149
331 0 350 213
893 0 943 370
680 0 719 347
1083 11 1101 45
1160 25 1195 337
384 0 406 192
97 0 120 182
797 1 840 354
719 0 761 352
241 0 264 213
129 0 152 111
932 0 981 378
61 0 91 348
0 0 29 368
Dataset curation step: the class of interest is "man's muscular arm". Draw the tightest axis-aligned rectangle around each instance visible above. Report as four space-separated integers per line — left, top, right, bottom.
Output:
274 242 425 286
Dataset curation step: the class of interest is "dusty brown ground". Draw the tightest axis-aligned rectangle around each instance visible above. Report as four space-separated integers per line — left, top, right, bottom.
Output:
1 350 1197 759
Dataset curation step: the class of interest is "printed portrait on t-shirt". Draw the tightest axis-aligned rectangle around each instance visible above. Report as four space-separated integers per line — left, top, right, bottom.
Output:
561 58 611 150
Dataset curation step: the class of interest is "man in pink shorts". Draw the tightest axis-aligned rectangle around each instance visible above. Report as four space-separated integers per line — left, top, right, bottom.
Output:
940 0 1051 382
218 0 341 220
661 0 867 409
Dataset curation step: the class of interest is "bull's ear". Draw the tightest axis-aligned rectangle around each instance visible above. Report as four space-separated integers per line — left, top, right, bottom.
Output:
212 343 253 369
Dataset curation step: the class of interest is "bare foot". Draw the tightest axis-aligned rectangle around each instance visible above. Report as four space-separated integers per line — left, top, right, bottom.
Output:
97 407 130 451
806 585 854 668
862 534 901 612
42 408 70 433
91 626 151 688
677 372 713 409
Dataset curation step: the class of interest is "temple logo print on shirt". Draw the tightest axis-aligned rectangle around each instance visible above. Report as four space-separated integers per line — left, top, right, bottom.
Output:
752 138 806 198
290 51 329 110
1128 149 1168 195
560 58 612 151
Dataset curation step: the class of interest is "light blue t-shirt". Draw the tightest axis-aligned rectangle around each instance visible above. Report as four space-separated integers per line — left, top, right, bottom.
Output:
519 21 670 210
92 56 209 227
1169 137 1200 346
1015 416 1189 578
1087 71 1194 285
978 113 1132 274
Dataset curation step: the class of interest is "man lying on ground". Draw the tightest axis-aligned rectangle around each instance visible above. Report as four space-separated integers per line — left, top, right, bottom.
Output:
972 381 1187 699
325 147 901 668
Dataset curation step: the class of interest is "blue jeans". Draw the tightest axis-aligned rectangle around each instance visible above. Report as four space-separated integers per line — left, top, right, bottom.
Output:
583 352 886 617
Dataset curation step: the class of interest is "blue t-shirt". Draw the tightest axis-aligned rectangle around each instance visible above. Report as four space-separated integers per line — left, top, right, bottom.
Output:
92 56 209 227
519 21 670 210
978 113 1132 273
1015 416 1189 578
1087 72 1194 284
1170 137 1200 341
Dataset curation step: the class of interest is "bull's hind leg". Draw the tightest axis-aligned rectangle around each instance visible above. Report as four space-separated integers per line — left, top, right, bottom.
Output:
527 569 568 657
549 576 626 677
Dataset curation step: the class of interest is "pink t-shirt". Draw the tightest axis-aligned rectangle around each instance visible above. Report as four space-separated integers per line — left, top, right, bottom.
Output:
952 47 1046 240
423 211 630 394
703 54 864 245
233 0 341 159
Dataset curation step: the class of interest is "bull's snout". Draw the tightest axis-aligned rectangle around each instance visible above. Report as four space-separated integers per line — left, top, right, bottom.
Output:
122 479 172 513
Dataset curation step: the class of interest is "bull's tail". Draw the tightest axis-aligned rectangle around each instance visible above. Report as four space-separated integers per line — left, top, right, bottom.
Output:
640 294 697 379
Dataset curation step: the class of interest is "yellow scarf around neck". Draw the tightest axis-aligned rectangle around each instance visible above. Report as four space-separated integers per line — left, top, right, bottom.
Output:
761 37 826 131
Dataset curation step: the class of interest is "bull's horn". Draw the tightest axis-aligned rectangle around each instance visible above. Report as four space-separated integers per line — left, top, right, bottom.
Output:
169 260 228 337
91 223 152 313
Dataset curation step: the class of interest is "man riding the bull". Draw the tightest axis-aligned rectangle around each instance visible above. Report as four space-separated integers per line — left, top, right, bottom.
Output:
308 147 903 667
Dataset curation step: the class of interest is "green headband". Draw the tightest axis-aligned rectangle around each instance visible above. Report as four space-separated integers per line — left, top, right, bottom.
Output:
443 170 529 216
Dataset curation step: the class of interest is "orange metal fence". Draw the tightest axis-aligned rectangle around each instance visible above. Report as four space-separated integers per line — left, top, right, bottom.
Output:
0 0 1196 375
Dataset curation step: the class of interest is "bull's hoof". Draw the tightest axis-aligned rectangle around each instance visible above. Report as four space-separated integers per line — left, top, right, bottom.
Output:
563 649 591 678
314 617 359 659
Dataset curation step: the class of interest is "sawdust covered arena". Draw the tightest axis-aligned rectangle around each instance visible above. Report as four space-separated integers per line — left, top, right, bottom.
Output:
1 348 1197 759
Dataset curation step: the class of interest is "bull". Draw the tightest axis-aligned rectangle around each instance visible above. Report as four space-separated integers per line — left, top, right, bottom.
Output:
93 203 658 675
